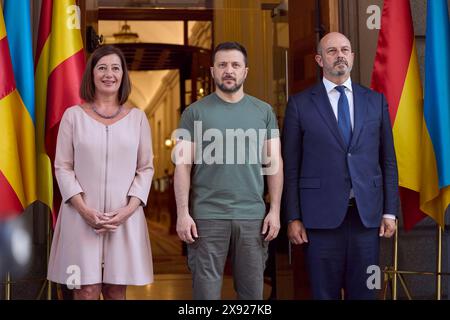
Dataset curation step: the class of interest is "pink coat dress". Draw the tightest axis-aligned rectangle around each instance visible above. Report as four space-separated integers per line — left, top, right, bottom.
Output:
47 106 154 285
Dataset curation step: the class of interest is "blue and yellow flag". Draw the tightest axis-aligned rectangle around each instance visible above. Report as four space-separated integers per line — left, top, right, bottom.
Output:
421 0 450 224
4 0 35 122
0 2 37 219
371 0 450 230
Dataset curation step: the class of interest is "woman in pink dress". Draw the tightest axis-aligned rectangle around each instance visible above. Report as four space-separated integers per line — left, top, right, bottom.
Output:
47 45 154 300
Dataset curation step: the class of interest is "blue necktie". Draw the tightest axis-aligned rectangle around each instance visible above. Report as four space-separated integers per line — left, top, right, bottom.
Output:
335 85 352 148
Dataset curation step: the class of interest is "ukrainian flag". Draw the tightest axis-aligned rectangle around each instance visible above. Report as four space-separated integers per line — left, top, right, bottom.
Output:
422 0 450 225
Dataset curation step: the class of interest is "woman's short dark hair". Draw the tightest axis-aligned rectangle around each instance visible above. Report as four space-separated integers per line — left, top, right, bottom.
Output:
80 45 131 105
212 41 248 66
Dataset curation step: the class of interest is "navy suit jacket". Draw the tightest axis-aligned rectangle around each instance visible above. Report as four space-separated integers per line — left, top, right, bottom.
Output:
282 81 399 229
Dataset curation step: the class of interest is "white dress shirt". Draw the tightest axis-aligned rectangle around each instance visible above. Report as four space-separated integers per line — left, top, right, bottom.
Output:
322 77 395 221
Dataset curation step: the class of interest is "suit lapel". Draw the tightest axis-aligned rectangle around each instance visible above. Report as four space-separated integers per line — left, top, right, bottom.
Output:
349 83 368 151
311 82 347 150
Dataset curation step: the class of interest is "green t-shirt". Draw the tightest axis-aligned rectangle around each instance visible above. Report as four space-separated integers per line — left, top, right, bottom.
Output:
177 92 279 219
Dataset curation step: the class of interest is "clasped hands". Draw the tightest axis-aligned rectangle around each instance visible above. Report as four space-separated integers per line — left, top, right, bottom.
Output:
80 207 133 234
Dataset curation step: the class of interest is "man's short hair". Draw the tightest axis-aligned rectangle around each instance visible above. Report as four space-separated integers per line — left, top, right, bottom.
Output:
212 41 248 66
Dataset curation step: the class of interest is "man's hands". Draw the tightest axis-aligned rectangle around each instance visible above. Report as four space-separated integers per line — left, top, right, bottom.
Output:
379 218 396 238
287 220 308 245
262 210 280 241
176 210 281 244
287 216 395 245
176 212 198 244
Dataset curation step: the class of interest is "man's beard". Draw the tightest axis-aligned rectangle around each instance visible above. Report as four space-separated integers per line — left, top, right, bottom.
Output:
330 58 352 76
215 77 244 93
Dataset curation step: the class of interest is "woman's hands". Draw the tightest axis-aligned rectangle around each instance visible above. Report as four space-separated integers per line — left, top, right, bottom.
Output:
95 197 142 234
80 208 118 233
70 194 141 234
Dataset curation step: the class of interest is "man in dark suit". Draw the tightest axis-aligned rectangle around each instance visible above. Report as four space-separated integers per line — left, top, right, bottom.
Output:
283 32 399 299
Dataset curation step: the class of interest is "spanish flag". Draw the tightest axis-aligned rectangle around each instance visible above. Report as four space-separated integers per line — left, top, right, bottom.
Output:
371 0 450 230
35 0 85 225
0 3 37 219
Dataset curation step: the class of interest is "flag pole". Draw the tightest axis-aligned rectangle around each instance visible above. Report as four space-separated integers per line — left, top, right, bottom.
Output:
46 209 52 300
5 272 11 300
436 224 442 300
392 220 398 299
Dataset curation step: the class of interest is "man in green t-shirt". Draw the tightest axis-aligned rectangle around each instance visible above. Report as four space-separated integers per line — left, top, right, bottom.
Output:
173 42 283 300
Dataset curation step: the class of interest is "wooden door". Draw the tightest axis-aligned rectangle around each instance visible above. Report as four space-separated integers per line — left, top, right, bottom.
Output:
79 0 100 53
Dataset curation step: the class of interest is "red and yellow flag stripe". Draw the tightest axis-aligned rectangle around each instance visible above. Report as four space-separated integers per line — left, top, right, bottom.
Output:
35 0 85 224
372 0 449 230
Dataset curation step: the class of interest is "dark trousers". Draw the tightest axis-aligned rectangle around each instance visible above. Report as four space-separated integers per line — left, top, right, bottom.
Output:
305 202 380 300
